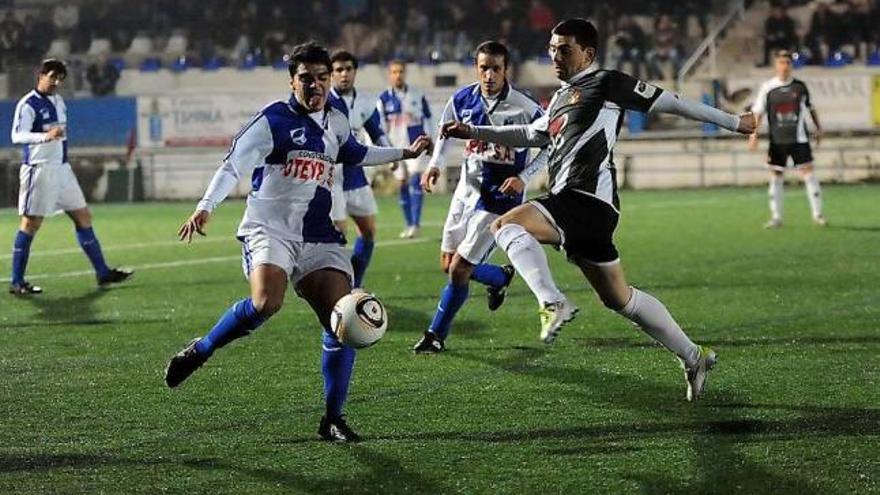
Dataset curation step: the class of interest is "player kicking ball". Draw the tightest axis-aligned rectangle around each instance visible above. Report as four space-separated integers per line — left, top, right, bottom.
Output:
413 41 547 353
9 58 132 295
441 19 756 401
164 42 430 442
749 50 826 228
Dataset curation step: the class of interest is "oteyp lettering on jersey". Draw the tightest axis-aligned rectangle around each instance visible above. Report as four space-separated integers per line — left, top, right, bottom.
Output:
235 96 367 244
13 90 68 165
453 82 543 214
378 85 431 146
329 87 389 191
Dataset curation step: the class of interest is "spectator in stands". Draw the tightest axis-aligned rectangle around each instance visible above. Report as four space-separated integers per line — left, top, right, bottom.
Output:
647 14 683 80
804 2 834 63
611 15 648 78
17 14 51 63
86 52 120 96
762 5 797 66
0 11 22 70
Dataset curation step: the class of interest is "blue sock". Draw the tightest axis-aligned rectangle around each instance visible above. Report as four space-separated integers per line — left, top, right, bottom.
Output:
75 226 110 279
399 182 413 226
409 173 423 226
10 230 34 285
428 282 470 340
322 330 356 418
195 298 266 356
350 237 374 288
471 263 508 288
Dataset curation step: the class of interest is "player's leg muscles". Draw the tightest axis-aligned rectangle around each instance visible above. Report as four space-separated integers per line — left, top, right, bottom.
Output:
449 253 475 285
352 214 376 241
19 215 43 235
578 260 699 367
350 214 376 288
490 202 561 244
249 264 288 317
797 164 824 220
491 203 564 304
66 207 92 229
297 268 355 419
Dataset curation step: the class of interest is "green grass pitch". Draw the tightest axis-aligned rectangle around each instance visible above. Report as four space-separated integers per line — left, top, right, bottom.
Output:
1 185 878 494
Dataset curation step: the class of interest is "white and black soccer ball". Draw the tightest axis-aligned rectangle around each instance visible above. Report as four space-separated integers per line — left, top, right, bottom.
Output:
330 291 388 348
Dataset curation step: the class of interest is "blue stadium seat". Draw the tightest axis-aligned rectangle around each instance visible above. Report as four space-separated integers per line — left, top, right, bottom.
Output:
202 56 226 71
868 51 880 66
139 57 162 72
109 57 126 72
272 55 290 70
824 51 852 67
238 53 263 70
170 56 195 72
791 52 808 68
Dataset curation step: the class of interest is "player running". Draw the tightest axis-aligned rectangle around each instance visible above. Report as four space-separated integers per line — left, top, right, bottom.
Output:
749 50 826 228
8 58 132 295
164 42 431 442
441 19 756 401
378 60 434 239
412 41 547 353
328 50 392 288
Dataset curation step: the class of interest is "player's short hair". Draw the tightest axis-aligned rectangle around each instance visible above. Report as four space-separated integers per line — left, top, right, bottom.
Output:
388 59 406 69
775 49 793 61
288 41 332 76
475 41 510 67
39 58 67 78
551 18 599 51
331 50 359 69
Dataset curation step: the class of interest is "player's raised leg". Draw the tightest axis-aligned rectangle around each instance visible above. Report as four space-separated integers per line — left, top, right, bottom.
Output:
67 207 133 286
9 215 43 295
576 258 716 402
414 253 471 353
297 266 361 442
797 164 826 225
766 169 784 229
164 261 282 388
491 202 577 343
350 214 376 288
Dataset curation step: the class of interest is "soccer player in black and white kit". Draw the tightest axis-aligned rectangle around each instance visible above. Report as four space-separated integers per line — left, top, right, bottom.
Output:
749 50 826 228
442 19 756 401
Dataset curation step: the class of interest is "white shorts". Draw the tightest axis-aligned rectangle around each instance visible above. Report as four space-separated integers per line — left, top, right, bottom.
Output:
331 184 378 222
18 163 87 217
392 155 428 181
440 196 499 265
239 231 353 288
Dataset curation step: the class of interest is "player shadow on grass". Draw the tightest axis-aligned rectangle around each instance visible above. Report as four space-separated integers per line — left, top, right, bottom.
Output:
827 224 880 232
13 286 166 329
0 449 445 494
394 347 872 493
570 333 880 351
384 303 489 336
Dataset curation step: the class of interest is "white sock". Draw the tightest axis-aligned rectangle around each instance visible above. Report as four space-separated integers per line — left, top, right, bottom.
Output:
617 287 700 367
803 173 823 218
769 175 784 221
494 223 564 304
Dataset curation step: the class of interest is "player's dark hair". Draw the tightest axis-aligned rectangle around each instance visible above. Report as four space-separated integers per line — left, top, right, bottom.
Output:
39 58 67 77
775 49 793 61
551 18 599 50
288 41 332 76
475 40 510 67
331 50 359 69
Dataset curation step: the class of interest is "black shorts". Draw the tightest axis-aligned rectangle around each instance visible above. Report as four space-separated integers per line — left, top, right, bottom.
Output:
531 189 620 264
767 143 813 168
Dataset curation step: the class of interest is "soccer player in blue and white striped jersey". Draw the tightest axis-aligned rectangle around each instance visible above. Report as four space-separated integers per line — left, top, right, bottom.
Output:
377 61 434 239
328 50 392 288
413 41 548 353
164 42 431 442
9 58 131 295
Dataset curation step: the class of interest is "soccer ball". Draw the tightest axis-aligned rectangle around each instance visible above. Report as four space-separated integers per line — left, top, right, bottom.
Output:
330 291 388 348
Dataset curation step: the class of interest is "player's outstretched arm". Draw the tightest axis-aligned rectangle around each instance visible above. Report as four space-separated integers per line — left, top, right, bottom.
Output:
341 134 432 167
649 91 755 134
500 147 550 196
178 210 210 243
441 120 550 148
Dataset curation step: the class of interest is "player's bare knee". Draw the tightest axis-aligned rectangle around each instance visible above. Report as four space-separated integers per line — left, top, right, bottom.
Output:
490 216 510 235
252 295 283 317
598 292 626 311
21 216 43 234
449 259 473 285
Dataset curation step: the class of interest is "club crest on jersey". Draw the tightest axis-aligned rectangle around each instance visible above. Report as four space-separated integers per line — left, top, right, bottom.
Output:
548 114 568 148
634 81 658 99
568 91 582 105
290 127 307 146
460 109 473 124
40 109 50 119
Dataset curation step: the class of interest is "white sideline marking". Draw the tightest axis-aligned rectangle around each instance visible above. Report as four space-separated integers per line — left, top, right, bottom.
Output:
0 237 432 283
0 237 230 261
